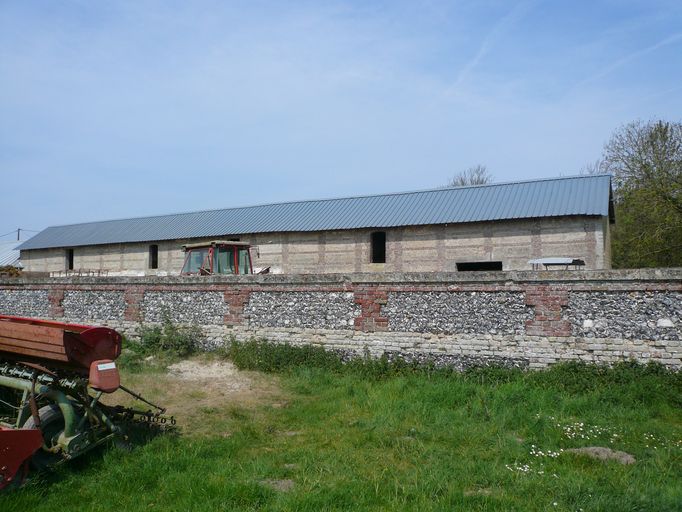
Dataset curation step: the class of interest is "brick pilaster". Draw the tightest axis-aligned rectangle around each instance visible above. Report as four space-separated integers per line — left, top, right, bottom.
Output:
123 288 144 322
48 289 64 318
224 289 251 326
354 286 388 332
524 285 571 336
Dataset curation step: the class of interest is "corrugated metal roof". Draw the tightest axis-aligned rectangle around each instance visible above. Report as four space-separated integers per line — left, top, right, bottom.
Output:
18 175 613 251
0 241 23 267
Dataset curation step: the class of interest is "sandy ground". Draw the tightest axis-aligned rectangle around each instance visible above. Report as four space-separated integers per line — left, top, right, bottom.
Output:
167 360 254 391
108 357 284 436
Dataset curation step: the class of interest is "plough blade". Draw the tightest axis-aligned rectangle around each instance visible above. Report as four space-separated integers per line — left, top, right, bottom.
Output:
0 428 44 489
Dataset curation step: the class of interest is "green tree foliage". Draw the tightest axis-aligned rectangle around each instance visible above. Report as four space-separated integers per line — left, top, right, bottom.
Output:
601 120 682 268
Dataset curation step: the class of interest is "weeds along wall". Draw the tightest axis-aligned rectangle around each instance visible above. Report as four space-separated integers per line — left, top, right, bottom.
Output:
1 269 680 369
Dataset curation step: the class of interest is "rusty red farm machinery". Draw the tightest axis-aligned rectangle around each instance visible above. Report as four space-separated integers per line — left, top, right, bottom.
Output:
0 314 173 489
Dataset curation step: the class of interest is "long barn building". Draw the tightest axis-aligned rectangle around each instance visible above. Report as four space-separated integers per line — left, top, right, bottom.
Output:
18 175 615 275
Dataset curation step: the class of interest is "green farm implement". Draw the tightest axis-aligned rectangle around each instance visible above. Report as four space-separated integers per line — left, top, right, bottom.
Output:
0 314 172 489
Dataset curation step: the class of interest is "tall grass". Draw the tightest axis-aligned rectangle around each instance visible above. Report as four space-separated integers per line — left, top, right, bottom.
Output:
3 341 680 511
227 338 681 400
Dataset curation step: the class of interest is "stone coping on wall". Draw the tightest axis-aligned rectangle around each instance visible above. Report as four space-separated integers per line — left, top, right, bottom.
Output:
1 268 681 287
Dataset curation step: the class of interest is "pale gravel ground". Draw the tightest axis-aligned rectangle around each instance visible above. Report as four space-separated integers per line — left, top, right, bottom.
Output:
167 359 253 391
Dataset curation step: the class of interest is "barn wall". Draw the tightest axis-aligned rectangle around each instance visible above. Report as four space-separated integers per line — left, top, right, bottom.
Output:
20 215 609 275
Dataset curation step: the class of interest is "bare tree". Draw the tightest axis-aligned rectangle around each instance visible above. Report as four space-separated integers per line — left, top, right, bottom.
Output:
448 164 492 187
602 120 682 215
579 159 606 175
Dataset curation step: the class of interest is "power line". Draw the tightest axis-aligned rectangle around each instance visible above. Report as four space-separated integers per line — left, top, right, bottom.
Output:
0 228 40 240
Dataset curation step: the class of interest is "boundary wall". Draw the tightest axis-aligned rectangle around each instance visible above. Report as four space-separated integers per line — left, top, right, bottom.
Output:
1 269 680 369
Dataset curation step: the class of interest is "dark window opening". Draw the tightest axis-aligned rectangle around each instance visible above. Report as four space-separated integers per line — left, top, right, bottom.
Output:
371 232 386 263
66 249 74 270
149 244 159 269
456 261 502 272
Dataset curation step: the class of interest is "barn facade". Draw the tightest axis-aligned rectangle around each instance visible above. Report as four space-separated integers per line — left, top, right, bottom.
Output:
18 175 615 275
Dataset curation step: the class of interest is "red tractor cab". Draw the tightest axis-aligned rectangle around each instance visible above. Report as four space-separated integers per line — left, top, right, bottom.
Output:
180 241 254 276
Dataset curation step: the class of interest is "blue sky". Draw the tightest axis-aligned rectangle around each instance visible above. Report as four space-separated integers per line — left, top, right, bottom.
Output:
2 0 681 239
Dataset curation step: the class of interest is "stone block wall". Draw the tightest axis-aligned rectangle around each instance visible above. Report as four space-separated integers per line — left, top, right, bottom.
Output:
0 269 680 369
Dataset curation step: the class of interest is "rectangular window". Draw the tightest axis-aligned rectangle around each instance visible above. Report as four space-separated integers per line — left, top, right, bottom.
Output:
149 244 159 269
66 249 74 270
371 232 386 263
456 261 503 271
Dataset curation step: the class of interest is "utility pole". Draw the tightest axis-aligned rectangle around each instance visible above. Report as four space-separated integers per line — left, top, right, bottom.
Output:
17 228 21 241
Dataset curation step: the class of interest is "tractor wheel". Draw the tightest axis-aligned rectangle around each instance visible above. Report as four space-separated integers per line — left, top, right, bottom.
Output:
22 404 66 470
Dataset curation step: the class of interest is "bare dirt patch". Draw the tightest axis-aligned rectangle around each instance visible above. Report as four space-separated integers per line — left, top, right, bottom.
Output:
109 356 285 436
464 488 495 497
566 446 636 465
167 360 253 391
259 479 295 492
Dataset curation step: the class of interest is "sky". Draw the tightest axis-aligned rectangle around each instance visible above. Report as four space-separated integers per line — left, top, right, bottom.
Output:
1 0 681 240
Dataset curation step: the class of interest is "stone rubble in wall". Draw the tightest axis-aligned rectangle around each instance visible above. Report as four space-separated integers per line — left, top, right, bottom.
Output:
217 327 680 369
567 291 681 341
245 291 360 330
379 350 529 370
384 291 531 335
141 291 227 325
62 291 126 321
19 312 676 370
0 290 49 317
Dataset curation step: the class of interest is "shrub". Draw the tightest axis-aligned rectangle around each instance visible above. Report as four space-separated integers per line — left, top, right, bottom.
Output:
136 312 202 357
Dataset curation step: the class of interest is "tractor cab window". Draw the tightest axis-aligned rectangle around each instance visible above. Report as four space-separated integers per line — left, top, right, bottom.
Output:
237 247 251 275
215 246 235 274
182 248 209 274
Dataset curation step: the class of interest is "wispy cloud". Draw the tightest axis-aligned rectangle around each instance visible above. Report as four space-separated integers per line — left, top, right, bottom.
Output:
450 0 535 92
573 31 682 90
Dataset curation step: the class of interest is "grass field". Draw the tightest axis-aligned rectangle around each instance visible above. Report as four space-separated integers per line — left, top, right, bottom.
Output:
2 342 681 511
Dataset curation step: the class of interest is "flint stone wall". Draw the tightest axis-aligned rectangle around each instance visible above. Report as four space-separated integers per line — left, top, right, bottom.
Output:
141 291 227 325
1 269 680 369
246 291 359 329
0 289 49 317
568 291 682 341
62 291 126 321
385 291 530 335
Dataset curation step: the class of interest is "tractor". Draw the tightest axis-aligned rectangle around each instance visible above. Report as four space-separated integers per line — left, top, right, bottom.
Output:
180 241 265 275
